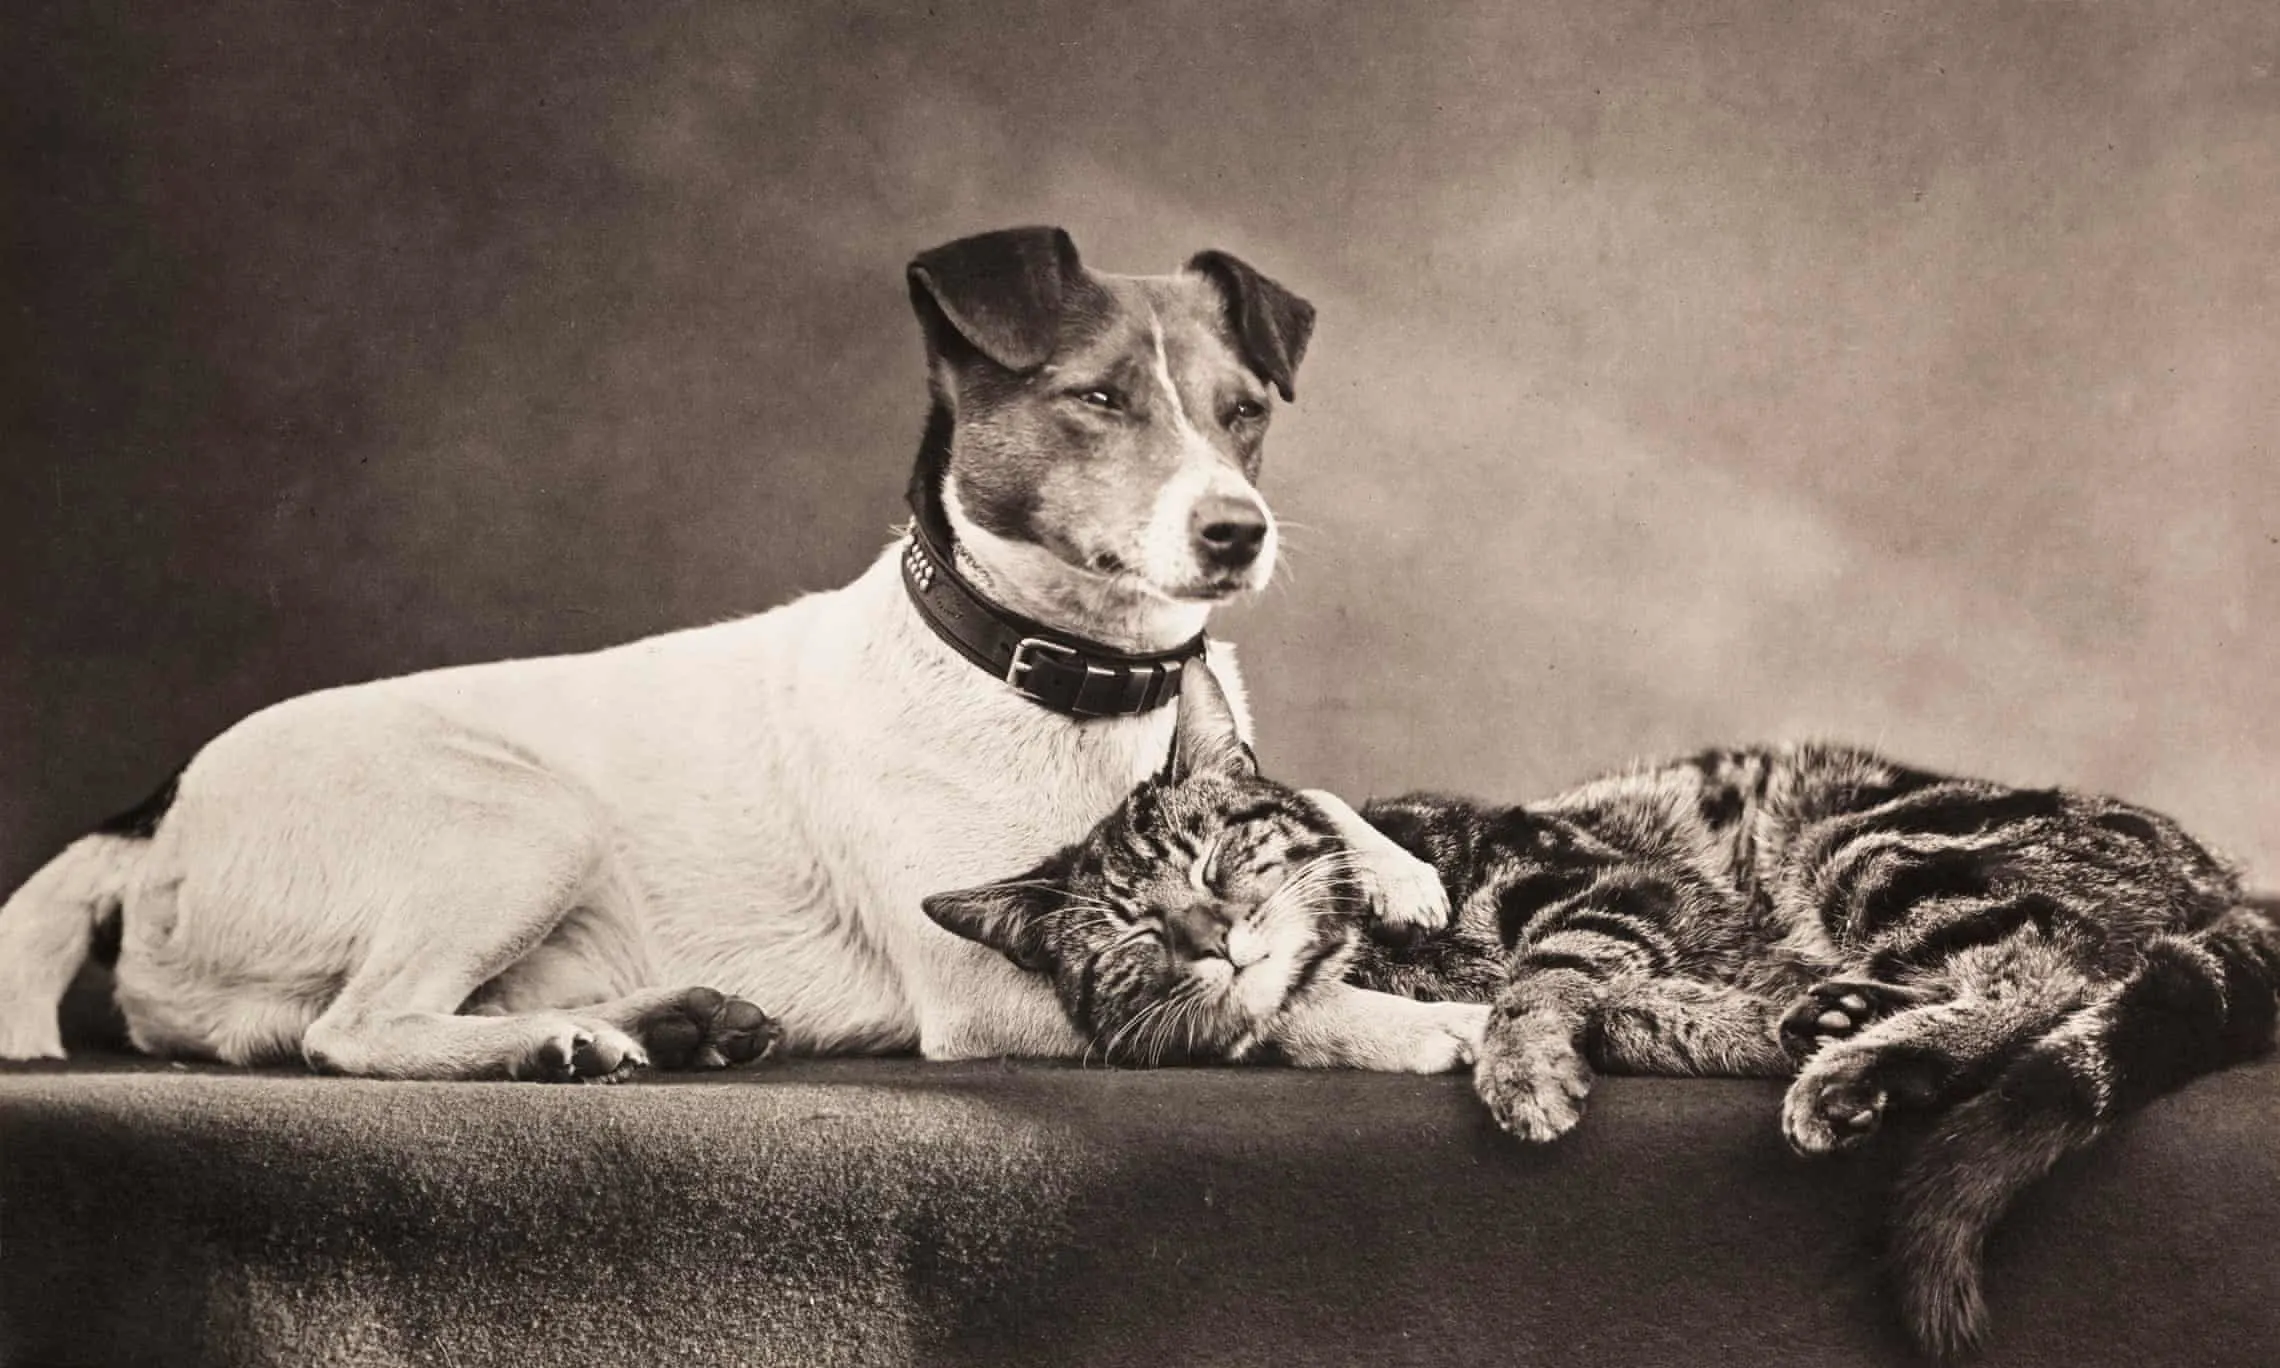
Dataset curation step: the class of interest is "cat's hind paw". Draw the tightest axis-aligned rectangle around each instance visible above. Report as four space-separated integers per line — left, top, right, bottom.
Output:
1778 977 1928 1062
1781 1049 1890 1155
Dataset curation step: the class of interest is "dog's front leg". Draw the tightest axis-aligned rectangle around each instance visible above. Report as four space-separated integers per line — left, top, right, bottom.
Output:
1301 789 1451 932
1265 983 1487 1073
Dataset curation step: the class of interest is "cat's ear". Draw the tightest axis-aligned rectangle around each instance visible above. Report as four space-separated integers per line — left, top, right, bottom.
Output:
1172 660 1258 780
923 865 1062 974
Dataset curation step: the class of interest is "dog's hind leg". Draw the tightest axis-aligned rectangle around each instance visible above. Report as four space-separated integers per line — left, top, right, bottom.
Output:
296 808 655 1082
458 884 782 1071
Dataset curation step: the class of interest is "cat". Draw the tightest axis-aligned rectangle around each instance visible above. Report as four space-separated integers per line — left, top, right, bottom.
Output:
923 661 2280 1357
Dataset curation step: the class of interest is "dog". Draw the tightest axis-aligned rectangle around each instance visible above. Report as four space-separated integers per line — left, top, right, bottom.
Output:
0 226 1483 1080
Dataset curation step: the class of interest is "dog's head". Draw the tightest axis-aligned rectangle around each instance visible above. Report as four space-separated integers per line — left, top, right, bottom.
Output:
908 228 1314 626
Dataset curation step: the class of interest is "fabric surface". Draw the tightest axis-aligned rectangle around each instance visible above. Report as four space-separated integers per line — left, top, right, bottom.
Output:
2 1052 2273 1368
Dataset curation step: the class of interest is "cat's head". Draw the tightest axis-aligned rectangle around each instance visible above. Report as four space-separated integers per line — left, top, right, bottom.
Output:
923 662 1362 1063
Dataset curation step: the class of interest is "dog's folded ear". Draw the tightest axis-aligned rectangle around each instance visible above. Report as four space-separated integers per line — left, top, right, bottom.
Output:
908 226 1083 374
1187 250 1316 402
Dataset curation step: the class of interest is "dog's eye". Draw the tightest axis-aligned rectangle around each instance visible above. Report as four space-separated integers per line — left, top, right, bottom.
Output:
1073 388 1123 411
1227 398 1267 425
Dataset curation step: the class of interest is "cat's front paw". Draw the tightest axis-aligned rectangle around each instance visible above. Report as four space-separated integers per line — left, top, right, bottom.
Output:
1474 1017 1594 1142
1363 843 1451 933
1781 1048 1889 1155
1266 990 1484 1073
1390 1000 1489 1073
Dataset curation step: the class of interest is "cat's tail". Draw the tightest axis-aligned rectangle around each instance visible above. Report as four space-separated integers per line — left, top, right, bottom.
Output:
1890 900 2280 1357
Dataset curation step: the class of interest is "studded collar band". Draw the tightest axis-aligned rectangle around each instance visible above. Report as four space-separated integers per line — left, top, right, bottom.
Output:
899 482 1203 720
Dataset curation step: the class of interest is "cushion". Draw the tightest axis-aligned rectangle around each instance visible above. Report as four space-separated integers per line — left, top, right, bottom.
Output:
3 1050 2273 1367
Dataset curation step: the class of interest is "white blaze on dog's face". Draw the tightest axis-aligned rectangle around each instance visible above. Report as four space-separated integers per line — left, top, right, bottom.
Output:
908 232 1314 643
956 274 1280 602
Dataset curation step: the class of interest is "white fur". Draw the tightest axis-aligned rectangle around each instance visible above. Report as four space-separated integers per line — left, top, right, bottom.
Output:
942 478 1215 649
1302 789 1452 931
0 532 1473 1076
0 511 1285 1073
1137 316 1278 594
0 268 1460 1079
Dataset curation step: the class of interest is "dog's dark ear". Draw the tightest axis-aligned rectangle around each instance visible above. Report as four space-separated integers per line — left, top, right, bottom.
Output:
1187 250 1316 402
923 859 1066 974
908 227 1083 373
1171 659 1258 781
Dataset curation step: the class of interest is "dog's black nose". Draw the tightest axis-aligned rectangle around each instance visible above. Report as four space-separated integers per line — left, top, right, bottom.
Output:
1193 497 1269 570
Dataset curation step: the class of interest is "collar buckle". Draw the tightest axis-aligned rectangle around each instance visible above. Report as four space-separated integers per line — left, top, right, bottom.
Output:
901 479 1201 719
1005 636 1082 700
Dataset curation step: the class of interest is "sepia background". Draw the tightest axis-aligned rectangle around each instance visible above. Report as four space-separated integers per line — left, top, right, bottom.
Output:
4 1 2275 891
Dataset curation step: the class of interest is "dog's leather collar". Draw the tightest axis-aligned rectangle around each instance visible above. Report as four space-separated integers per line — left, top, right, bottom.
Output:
899 492 1202 719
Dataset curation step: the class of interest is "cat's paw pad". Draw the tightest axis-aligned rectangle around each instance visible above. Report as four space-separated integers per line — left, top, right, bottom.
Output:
1474 1022 1594 1142
1781 1054 1888 1155
1365 845 1451 933
518 1023 647 1084
1779 978 1918 1061
636 987 782 1070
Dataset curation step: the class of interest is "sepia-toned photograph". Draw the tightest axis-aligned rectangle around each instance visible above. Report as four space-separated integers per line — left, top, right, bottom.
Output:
2 3 2274 1365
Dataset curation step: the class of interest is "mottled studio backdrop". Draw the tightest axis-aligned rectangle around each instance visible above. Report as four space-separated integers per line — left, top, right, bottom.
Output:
4 2 2276 891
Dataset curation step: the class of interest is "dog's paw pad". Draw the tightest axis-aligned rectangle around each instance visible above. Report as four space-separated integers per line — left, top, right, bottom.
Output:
639 987 782 1070
569 1030 619 1077
709 996 779 1064
527 1034 577 1082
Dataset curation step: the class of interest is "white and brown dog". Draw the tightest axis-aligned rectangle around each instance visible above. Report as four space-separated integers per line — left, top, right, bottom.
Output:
0 227 1483 1080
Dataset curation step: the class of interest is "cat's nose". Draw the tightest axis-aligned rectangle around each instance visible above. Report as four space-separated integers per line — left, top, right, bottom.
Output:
1167 904 1230 961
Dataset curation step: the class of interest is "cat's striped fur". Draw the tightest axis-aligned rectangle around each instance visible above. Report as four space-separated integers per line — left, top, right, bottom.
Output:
925 665 2280 1356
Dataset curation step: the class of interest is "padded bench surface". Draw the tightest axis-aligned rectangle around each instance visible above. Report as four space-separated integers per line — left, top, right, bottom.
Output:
2 1055 2274 1367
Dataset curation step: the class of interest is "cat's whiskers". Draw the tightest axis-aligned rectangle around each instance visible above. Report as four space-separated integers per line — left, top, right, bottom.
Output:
1261 849 1368 925
1104 983 1191 1064
1149 979 1217 1067
1130 980 1188 1066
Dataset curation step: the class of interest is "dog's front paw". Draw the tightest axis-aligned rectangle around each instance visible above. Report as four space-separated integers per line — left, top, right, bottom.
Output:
517 1021 647 1084
635 986 781 1070
1362 844 1451 933
1474 1014 1594 1142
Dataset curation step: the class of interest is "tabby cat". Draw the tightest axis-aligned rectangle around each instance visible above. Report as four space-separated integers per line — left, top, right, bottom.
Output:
924 663 2280 1356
